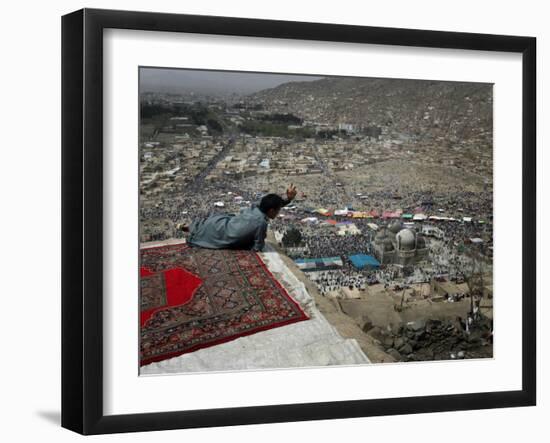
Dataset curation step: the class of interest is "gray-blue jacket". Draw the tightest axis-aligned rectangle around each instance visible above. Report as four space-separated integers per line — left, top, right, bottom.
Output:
188 205 270 251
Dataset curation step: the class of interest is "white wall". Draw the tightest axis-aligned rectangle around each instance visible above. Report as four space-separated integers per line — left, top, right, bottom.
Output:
0 0 546 441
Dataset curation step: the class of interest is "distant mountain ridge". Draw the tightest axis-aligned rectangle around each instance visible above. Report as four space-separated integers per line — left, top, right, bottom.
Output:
248 77 492 146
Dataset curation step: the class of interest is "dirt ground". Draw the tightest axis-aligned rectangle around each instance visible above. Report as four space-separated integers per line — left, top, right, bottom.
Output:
336 159 487 193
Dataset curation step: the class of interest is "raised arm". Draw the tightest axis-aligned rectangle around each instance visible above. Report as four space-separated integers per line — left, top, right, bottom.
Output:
281 183 298 206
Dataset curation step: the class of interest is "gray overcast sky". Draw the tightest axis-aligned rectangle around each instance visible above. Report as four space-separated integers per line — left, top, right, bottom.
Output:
140 67 323 95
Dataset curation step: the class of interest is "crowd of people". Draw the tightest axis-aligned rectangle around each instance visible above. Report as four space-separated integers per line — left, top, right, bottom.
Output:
309 269 372 295
140 183 258 242
288 230 372 259
139 163 493 300
269 208 492 296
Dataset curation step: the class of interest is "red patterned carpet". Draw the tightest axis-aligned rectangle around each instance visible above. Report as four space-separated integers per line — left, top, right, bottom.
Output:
140 243 309 366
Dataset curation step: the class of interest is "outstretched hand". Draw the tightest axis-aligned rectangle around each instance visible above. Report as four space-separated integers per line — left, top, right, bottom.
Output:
286 183 297 201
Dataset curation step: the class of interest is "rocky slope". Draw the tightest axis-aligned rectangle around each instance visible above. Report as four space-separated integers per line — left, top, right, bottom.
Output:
249 76 492 147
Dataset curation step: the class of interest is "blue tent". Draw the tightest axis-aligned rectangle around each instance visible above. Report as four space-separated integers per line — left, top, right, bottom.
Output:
348 254 380 270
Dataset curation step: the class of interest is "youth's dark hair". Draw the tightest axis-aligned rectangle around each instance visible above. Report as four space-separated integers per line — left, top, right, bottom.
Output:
259 194 284 213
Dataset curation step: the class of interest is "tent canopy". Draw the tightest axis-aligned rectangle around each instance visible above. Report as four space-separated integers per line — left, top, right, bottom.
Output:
413 213 428 220
348 254 380 269
294 256 343 272
334 209 349 216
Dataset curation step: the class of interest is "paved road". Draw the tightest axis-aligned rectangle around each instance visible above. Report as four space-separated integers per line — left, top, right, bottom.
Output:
186 137 235 192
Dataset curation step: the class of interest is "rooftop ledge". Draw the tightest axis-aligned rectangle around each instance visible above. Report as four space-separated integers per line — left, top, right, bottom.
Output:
139 237 394 376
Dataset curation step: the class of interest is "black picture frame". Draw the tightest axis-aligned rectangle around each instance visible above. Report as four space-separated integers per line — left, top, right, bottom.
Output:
61 8 536 435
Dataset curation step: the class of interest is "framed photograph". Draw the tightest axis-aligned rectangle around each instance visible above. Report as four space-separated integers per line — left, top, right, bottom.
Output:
61 8 536 435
